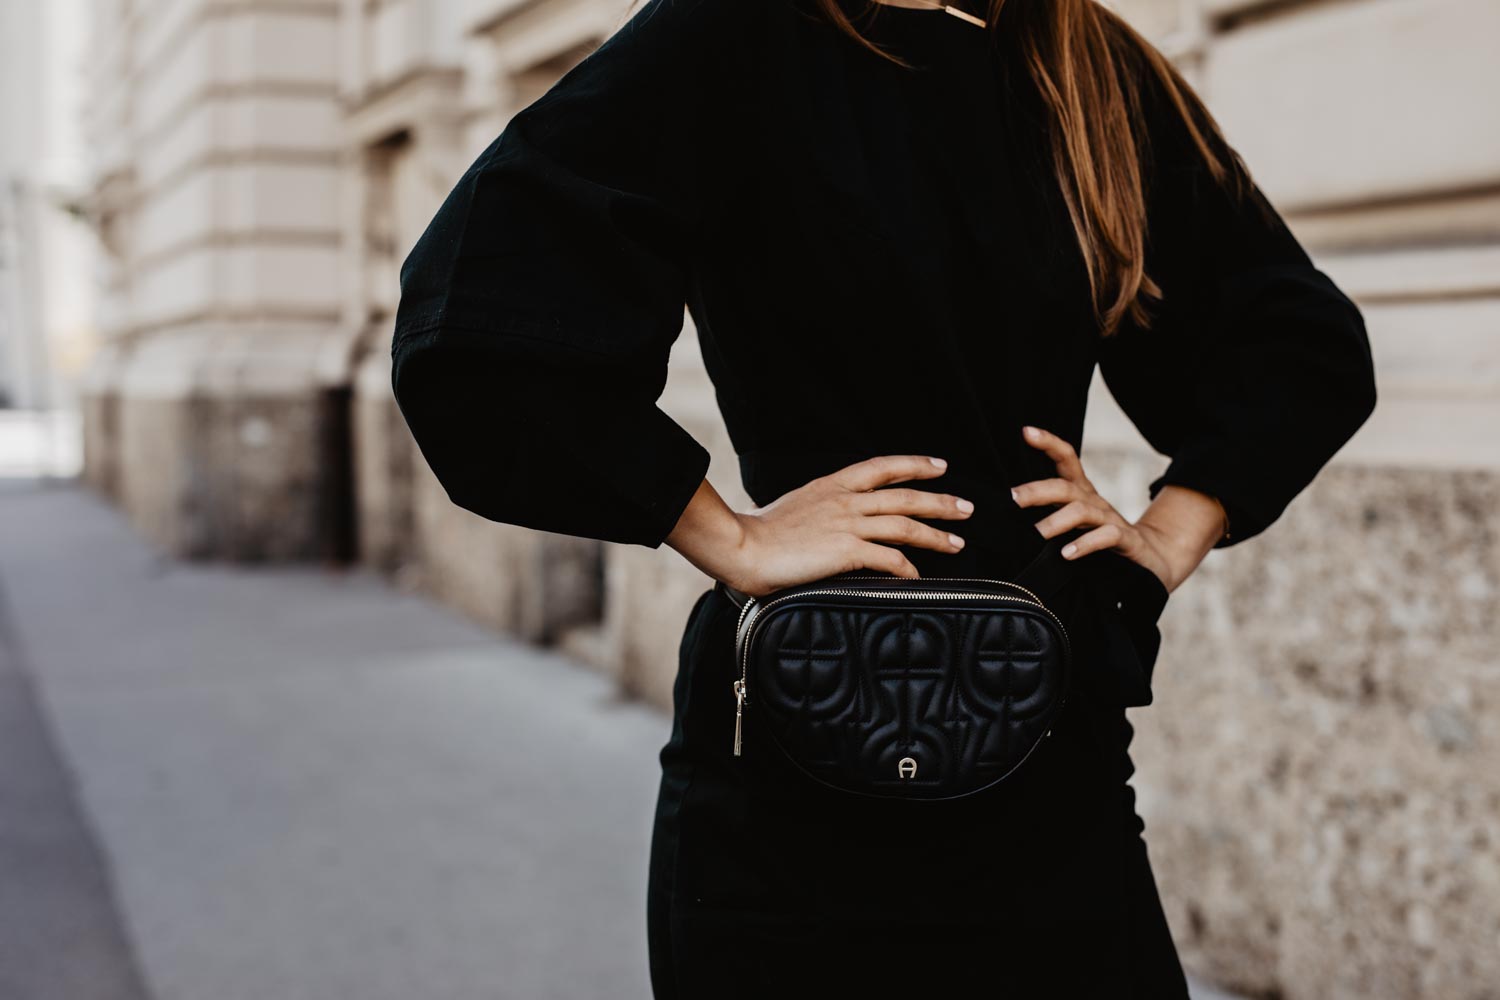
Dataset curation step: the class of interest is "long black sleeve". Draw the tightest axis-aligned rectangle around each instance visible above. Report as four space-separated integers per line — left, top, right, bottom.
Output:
391 0 745 548
1097 52 1379 548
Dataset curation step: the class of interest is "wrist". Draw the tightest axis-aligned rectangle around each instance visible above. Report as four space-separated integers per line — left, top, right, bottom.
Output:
1133 520 1194 592
717 512 758 592
665 478 757 588
1135 485 1225 591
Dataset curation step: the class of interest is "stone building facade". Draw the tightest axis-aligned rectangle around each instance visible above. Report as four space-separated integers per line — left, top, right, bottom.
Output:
79 0 352 557
1 0 94 415
77 0 1499 996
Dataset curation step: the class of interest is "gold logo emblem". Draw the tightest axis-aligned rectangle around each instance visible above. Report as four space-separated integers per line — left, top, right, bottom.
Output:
897 757 918 780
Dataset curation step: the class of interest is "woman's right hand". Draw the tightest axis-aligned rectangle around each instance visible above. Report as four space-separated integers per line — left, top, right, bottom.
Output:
665 455 974 598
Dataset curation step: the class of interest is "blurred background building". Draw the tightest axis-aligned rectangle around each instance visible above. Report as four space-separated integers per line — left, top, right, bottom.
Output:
40 0 1500 996
0 0 92 476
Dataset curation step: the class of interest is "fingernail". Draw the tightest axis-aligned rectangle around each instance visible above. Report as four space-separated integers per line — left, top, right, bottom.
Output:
929 456 947 468
955 498 974 513
1024 426 1041 439
1062 543 1078 557
1010 488 1019 503
949 533 965 548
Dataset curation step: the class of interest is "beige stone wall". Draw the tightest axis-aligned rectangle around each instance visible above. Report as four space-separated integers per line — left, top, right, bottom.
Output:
1087 453 1500 999
79 0 349 559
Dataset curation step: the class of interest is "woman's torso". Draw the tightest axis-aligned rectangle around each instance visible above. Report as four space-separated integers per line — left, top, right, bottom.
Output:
687 0 1104 572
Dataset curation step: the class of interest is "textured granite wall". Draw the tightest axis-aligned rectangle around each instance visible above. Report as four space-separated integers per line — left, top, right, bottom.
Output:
1089 452 1500 1000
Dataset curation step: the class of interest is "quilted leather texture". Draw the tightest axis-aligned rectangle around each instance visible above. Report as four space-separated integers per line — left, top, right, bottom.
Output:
744 594 1070 800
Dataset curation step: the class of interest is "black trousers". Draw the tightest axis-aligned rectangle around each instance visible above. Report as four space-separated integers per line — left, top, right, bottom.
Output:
646 577 1190 999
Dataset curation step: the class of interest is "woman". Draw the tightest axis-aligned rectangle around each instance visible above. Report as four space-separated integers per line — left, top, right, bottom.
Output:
390 0 1378 994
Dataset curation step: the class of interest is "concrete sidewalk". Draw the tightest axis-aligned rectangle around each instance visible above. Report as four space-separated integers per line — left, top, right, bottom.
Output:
0 482 667 1000
0 481 1241 1000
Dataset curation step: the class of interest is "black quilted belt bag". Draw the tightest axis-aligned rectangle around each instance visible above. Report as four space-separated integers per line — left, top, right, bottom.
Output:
718 533 1079 801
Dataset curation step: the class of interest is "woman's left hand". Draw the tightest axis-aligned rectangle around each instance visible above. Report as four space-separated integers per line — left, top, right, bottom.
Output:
1010 425 1182 591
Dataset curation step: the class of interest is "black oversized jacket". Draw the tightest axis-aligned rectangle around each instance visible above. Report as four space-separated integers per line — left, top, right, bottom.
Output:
389 0 1376 575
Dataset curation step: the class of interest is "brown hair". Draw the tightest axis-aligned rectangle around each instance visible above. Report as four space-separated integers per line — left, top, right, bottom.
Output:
819 0 1258 336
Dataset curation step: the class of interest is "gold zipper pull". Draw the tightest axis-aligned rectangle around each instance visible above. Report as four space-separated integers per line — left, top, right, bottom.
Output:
732 680 746 756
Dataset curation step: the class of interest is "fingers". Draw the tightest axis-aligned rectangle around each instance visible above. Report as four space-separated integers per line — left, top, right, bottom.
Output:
858 515 966 554
1060 522 1126 560
1010 477 1091 510
834 455 950 493
1031 499 1116 540
1020 426 1089 484
851 487 974 521
847 540 921 580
